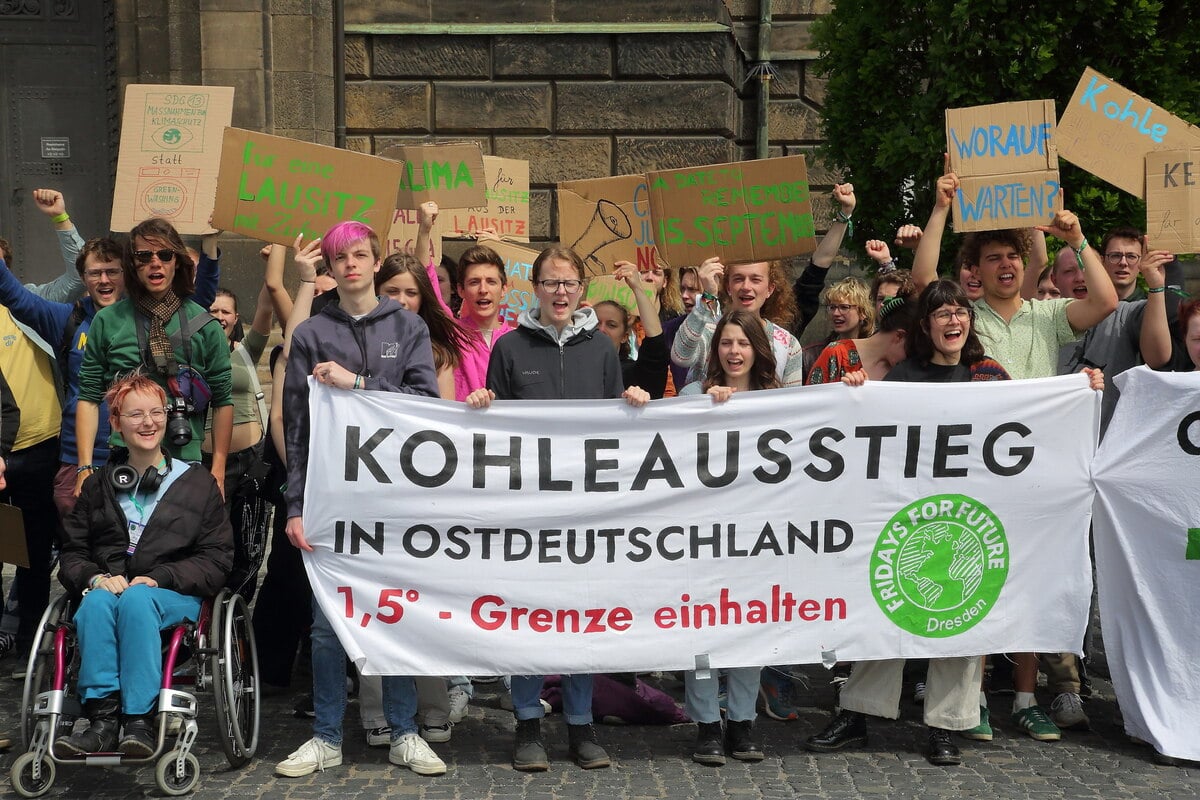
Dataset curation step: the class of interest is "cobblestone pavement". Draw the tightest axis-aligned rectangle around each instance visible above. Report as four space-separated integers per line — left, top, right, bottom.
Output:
4 657 1200 800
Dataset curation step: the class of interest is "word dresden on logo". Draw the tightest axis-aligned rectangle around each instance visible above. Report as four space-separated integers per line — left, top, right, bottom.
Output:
870 494 1009 638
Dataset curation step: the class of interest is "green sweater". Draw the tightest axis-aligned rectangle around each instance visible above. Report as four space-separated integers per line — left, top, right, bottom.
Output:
78 298 233 462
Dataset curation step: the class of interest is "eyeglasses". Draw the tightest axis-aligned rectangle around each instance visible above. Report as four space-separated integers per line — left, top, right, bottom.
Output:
120 408 167 424
133 249 177 265
1103 252 1141 265
536 279 584 293
930 308 972 324
826 303 855 314
84 268 122 280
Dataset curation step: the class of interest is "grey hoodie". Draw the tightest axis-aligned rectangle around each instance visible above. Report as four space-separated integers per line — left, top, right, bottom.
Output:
284 296 439 517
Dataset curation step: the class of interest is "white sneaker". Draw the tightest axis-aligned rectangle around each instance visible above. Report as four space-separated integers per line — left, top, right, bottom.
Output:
365 726 391 747
420 722 451 743
447 687 470 724
389 732 447 775
1050 691 1090 729
276 737 343 777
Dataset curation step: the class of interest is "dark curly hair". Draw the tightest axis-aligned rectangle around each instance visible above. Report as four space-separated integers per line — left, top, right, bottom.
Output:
908 279 986 366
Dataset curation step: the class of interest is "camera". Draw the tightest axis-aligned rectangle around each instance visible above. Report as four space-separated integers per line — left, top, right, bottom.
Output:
165 395 194 447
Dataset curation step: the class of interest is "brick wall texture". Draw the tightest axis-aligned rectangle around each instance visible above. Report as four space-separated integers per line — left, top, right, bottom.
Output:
344 0 834 247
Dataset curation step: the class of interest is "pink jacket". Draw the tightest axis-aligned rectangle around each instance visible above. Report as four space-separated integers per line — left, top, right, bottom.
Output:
425 259 514 401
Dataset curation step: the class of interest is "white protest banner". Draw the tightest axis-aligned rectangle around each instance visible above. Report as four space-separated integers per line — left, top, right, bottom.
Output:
945 100 1061 232
301 375 1097 676
1093 367 1200 762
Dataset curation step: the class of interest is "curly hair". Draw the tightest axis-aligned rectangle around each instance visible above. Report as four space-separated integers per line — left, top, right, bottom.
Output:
957 228 1031 269
821 276 874 336
723 260 796 330
871 269 916 307
376 253 472 370
702 309 780 392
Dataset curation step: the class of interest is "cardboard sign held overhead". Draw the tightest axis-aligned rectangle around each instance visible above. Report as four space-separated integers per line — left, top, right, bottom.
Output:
1145 151 1200 253
558 174 657 277
945 100 1061 232
386 208 443 265
647 156 815 268
445 155 531 241
381 142 487 211
1057 67 1200 198
583 274 654 316
111 84 235 234
488 240 540 327
212 128 403 247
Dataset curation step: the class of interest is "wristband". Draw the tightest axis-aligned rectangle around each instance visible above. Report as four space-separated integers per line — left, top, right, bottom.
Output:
701 292 718 302
76 464 98 475
877 258 897 274
835 210 854 237
51 212 70 224
353 374 363 390
89 573 110 590
1147 286 1166 294
299 278 316 283
1072 238 1089 268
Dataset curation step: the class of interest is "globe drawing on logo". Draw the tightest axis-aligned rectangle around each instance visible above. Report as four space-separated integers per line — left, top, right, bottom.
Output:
151 125 194 150
161 128 182 145
871 494 1008 638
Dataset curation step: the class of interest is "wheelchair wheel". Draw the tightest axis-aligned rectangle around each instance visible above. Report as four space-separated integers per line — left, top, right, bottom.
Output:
20 594 73 748
210 591 260 767
10 751 56 798
154 749 200 796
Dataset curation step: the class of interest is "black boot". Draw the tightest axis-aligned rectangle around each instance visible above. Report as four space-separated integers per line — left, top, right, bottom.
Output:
53 695 120 756
926 726 962 766
512 717 549 772
726 719 764 762
567 723 611 769
804 710 868 752
119 714 157 758
692 721 725 766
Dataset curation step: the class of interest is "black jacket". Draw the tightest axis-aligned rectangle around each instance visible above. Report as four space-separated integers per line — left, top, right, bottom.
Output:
59 462 233 597
487 308 624 400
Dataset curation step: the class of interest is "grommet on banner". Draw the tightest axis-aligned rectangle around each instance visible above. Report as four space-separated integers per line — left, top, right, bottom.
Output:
821 649 838 669
694 653 712 681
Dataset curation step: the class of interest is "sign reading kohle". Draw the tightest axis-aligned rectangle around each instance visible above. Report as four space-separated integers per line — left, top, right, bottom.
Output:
212 128 404 247
647 156 816 268
380 142 487 211
945 100 1061 232
1145 150 1200 253
558 174 658 277
445 155 531 242
1057 67 1200 199
111 84 235 234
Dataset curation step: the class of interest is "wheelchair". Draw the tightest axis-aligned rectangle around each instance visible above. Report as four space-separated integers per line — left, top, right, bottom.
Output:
10 586 261 797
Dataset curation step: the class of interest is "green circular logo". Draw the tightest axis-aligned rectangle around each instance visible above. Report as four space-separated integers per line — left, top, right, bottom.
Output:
870 494 1008 638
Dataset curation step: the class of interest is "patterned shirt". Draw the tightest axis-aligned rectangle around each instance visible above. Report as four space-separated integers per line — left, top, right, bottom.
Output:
971 297 1078 380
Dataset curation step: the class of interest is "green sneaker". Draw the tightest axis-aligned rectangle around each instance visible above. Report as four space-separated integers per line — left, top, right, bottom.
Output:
961 705 993 741
1011 705 1062 741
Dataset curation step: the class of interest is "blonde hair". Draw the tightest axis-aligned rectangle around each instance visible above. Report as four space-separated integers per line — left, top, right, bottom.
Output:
821 277 874 336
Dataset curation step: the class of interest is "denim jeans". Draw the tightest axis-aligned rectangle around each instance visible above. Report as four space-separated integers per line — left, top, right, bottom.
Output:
310 596 418 745
511 674 592 725
685 666 762 724
74 584 202 714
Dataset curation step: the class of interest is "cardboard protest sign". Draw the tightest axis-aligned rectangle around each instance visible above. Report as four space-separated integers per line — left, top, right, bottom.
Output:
444 156 531 241
0 504 29 568
1057 67 1200 198
558 174 658 277
1145 151 1200 253
647 156 815 268
212 128 403 247
583 274 654 316
945 100 1061 232
489 240 539 327
380 142 486 211
386 208 443 265
111 85 235 234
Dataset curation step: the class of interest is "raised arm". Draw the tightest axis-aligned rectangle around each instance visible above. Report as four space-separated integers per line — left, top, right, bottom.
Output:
262 243 294 327
1020 230 1049 300
191 227 221 309
1037 211 1118 332
912 157 957 292
29 189 85 303
415 201 454 316
1137 249 1174 368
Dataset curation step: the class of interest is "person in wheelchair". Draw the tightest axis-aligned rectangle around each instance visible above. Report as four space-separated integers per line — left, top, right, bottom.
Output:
53 372 233 757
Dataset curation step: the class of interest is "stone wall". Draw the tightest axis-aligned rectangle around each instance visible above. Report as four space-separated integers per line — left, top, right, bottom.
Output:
343 0 838 253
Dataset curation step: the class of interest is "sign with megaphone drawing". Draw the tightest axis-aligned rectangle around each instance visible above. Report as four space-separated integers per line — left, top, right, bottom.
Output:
558 174 658 277
647 156 816 268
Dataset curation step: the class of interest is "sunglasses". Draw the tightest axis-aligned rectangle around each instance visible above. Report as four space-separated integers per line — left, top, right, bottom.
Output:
133 249 177 265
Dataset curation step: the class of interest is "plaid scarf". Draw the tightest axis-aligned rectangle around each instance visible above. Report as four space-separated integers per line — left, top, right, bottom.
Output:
135 291 182 374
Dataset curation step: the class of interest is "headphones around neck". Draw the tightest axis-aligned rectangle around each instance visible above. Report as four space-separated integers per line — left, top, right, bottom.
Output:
108 452 172 494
